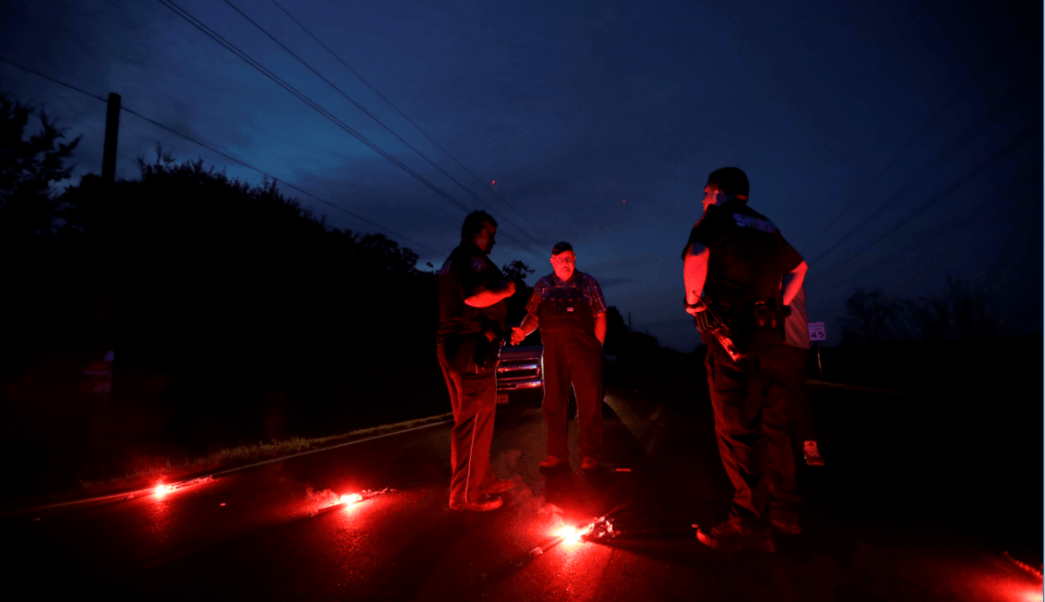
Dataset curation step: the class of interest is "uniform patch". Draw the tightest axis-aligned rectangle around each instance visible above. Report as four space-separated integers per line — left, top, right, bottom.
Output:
470 257 487 273
438 259 453 276
734 214 777 233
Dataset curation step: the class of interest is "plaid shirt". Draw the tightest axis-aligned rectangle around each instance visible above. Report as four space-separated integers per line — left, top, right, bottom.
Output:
526 271 607 316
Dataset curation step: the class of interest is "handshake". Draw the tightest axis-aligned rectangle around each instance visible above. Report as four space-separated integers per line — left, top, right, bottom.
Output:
509 326 529 346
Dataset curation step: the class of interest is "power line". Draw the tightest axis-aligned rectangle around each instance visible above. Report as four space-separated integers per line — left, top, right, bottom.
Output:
156 0 546 263
800 19 1032 253
0 57 108 103
155 1 458 207
813 120 1040 280
806 77 1033 268
222 0 551 255
270 0 557 245
0 55 440 256
820 170 1042 293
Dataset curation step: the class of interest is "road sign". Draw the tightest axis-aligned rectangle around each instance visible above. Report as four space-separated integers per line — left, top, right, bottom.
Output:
809 322 826 341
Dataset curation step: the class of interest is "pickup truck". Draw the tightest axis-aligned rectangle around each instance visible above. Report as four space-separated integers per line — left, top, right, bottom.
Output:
495 344 542 405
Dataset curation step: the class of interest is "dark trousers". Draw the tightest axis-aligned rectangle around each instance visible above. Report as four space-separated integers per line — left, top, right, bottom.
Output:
541 332 603 460
705 336 799 527
778 345 817 447
437 343 496 505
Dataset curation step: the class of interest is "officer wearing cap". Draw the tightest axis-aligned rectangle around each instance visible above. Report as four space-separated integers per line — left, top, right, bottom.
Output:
437 210 516 512
511 242 607 471
682 167 808 551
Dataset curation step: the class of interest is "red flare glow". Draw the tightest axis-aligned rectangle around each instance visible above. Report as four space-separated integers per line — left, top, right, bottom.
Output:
155 484 173 497
491 180 496 185
341 493 363 505
557 526 582 545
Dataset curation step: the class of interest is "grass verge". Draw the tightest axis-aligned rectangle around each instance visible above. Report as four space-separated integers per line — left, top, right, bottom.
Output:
4 412 454 511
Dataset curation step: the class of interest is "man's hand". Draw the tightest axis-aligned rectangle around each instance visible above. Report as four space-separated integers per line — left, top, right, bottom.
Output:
684 297 707 316
503 281 517 298
510 326 527 346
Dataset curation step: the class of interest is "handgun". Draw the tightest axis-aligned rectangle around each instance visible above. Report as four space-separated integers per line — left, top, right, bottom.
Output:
475 329 510 371
692 301 745 363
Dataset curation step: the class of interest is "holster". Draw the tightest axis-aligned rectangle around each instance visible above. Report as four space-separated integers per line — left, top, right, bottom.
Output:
751 299 784 329
474 332 505 371
693 303 744 363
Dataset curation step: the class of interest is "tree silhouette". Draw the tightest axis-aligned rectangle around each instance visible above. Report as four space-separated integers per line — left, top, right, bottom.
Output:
502 259 535 286
841 289 898 344
0 91 80 244
1 91 84 357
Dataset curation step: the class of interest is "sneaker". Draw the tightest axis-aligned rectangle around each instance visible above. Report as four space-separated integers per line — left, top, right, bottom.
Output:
481 478 514 495
539 455 566 469
803 441 825 466
696 518 775 552
449 495 504 512
581 457 599 471
771 518 802 535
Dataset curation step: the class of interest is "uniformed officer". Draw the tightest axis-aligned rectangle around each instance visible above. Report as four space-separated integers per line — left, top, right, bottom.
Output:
756 282 824 537
682 167 808 551
511 242 607 471
780 284 825 468
437 210 516 511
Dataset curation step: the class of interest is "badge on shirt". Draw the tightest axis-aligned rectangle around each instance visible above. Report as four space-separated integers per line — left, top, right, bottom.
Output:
470 257 487 273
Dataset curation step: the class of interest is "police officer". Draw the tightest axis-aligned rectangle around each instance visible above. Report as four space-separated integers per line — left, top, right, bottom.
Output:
437 210 516 511
511 242 607 471
780 284 825 468
682 167 808 551
756 283 825 537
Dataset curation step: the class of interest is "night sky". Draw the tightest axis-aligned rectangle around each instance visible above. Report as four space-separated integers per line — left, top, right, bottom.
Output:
2 0 1040 351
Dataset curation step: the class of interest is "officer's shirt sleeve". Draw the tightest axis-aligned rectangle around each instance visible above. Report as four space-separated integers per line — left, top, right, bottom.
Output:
459 254 491 298
525 279 545 315
778 233 804 273
685 210 718 254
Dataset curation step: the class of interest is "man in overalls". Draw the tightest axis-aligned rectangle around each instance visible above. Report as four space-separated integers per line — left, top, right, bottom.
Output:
512 242 607 471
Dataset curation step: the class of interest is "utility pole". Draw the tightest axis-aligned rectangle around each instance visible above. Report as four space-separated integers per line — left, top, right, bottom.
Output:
85 93 120 396
102 93 120 185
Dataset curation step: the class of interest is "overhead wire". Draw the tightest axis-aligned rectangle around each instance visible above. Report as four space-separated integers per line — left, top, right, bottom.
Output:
806 77 1034 268
0 55 440 256
819 170 1042 293
222 0 551 255
812 119 1040 281
269 0 557 245
157 0 546 263
800 18 1033 253
0 57 109 103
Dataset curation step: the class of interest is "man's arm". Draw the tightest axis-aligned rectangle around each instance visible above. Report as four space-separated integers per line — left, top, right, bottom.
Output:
781 260 808 306
511 312 539 345
683 243 710 314
594 311 607 345
464 281 516 308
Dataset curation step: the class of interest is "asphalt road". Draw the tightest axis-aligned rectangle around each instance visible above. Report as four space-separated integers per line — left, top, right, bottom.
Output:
2 384 1041 601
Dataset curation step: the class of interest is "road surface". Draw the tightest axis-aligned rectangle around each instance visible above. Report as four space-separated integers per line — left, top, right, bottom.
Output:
2 381 1040 601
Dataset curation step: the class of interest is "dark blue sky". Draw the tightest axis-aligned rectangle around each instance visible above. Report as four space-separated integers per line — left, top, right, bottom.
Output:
2 0 1040 350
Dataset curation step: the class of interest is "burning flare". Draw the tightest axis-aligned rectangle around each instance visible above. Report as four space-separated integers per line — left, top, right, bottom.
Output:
557 526 582 545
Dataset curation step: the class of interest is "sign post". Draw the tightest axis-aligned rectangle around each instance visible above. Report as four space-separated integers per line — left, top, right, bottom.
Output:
808 321 826 379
